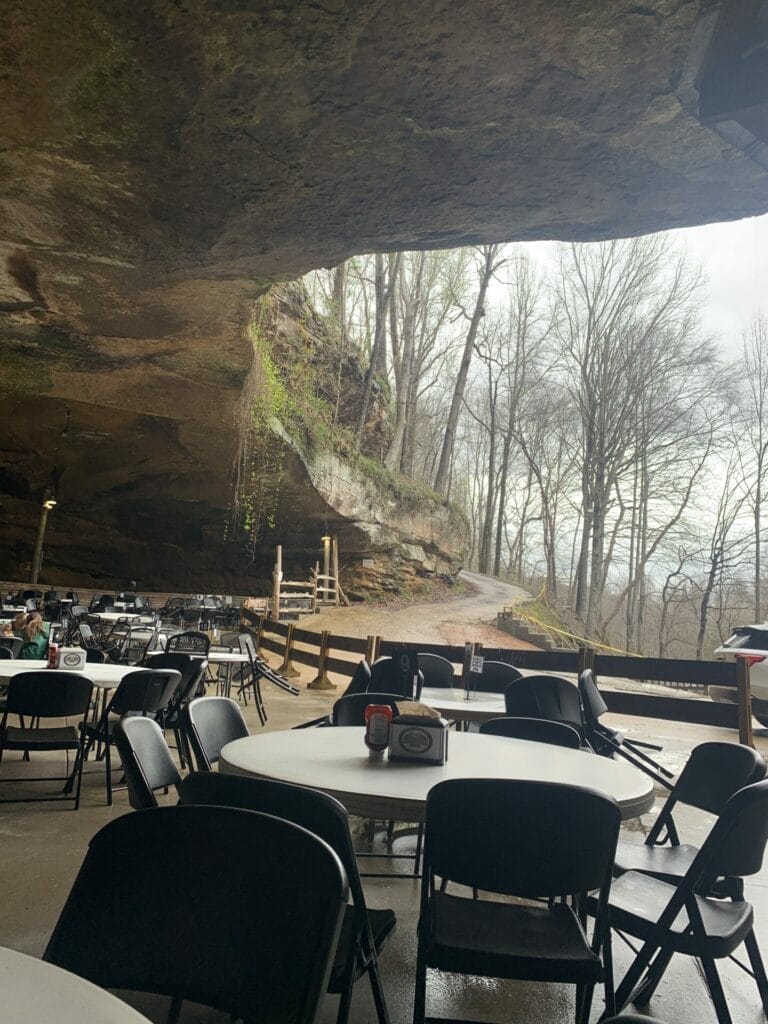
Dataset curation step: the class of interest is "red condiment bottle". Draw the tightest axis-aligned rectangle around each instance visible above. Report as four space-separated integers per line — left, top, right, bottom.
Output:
364 704 393 754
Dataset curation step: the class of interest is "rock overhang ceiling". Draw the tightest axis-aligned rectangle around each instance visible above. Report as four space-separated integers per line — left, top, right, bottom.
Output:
2 0 768 586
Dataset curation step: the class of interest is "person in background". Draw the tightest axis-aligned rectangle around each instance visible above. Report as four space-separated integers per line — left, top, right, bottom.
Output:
14 612 49 659
2 612 27 638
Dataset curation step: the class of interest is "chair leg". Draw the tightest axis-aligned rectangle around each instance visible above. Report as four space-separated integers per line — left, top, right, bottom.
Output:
632 946 673 1007
601 924 616 1019
105 738 112 806
335 965 356 1024
367 955 391 1024
744 930 768 1017
700 957 733 1024
413 943 427 1024
73 742 86 811
173 728 187 770
166 996 183 1024
414 824 424 877
612 939 659 1015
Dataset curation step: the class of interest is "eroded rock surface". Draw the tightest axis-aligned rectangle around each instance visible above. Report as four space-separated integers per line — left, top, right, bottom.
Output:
2 1 767 587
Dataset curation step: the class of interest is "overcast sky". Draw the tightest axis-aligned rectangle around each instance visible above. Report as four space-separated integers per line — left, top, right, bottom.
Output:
519 213 768 359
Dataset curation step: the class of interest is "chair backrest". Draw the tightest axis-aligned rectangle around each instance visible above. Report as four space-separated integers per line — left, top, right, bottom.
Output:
112 717 182 809
417 653 455 688
4 672 93 719
0 647 12 659
649 741 767 846
578 668 609 728
106 669 181 718
85 648 106 663
681 779 768 894
182 696 249 770
479 716 583 749
0 636 23 657
331 692 402 727
178 771 365 906
237 632 257 662
340 659 372 697
44 806 348 1023
44 590 61 603
24 598 38 611
166 630 210 656
475 660 523 693
369 655 422 699
424 778 620 897
504 674 584 734
70 605 88 620
145 652 206 703
65 592 79 603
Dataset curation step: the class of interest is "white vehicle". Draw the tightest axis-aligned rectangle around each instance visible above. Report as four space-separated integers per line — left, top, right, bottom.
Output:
711 624 768 724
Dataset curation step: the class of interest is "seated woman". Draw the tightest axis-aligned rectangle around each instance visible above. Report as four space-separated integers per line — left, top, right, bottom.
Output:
2 612 27 638
14 612 49 659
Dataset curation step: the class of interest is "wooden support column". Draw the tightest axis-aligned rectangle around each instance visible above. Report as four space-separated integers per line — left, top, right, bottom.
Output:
308 630 336 690
277 623 301 678
332 536 341 606
736 656 755 747
272 545 282 620
365 635 377 664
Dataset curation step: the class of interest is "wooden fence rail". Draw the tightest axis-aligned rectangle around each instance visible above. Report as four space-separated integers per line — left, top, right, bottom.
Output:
242 608 753 744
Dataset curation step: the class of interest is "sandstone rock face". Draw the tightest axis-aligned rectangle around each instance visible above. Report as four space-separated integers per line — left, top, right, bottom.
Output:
1 1 767 587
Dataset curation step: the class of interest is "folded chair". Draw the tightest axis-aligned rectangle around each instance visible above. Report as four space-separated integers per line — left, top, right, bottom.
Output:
612 741 766 898
179 771 395 1024
0 672 93 809
44 805 348 1024
606 780 768 1024
414 778 621 1024
579 669 674 787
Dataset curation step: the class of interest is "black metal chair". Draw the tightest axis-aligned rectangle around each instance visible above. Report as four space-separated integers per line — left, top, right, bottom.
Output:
479 715 582 748
81 668 181 805
332 692 402 727
370 656 423 699
579 669 674 787
612 740 766 897
417 653 455 688
0 672 93 809
112 716 182 809
0 647 11 660
233 632 267 724
0 636 23 658
166 629 210 656
237 631 301 697
44 805 348 1024
475 659 524 692
414 778 621 1024
504 674 585 741
294 660 373 729
181 695 249 771
606 780 768 1023
85 648 106 664
179 771 395 1024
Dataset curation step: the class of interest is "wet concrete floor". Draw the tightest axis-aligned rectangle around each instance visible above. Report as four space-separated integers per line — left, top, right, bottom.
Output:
2 656 768 1024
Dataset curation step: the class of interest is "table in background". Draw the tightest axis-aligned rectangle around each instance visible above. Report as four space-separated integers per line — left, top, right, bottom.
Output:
221 727 656 823
420 686 507 724
0 945 151 1024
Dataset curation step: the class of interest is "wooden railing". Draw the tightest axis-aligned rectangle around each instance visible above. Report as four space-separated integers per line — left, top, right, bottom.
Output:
242 608 754 746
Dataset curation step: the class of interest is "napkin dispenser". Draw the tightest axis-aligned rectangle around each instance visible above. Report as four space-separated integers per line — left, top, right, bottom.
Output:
388 714 449 765
57 647 87 671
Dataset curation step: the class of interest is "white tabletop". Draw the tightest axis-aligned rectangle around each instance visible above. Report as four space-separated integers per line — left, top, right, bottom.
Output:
207 651 248 665
221 727 656 822
0 660 137 690
421 686 506 722
0 946 151 1023
91 612 155 624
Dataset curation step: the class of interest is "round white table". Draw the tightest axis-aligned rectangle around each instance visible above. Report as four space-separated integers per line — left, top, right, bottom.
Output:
421 686 506 723
0 946 151 1023
220 727 656 822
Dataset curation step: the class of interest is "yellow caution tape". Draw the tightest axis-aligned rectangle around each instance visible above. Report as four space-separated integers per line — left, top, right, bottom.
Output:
504 605 642 657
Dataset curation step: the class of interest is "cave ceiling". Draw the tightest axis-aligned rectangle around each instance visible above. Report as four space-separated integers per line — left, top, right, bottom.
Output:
2 0 768 588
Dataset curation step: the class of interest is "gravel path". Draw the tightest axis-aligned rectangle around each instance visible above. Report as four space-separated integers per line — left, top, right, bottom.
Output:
299 570 533 646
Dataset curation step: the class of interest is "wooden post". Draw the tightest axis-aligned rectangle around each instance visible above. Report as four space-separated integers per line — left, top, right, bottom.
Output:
311 562 319 614
252 614 265 653
736 657 755 747
332 536 341 606
277 623 301 678
577 646 595 676
308 630 336 690
372 635 382 662
365 635 377 664
272 545 282 620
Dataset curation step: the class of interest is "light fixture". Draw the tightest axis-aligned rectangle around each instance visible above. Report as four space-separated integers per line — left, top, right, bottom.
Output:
43 497 57 510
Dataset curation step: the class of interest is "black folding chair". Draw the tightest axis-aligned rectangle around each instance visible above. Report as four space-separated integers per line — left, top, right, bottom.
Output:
332 692 402 727
0 636 23 657
44 805 348 1024
414 778 621 1024
233 632 267 724
479 715 582 748
294 660 372 729
579 669 674 787
145 652 208 767
606 780 768 1024
112 716 182 809
613 740 766 898
239 631 301 697
181 695 249 771
0 672 93 809
81 668 181 805
166 629 210 657
370 656 423 699
179 771 395 1024
504 674 586 742
417 653 455 688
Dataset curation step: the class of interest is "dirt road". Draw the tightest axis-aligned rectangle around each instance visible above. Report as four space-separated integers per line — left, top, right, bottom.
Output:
301 570 535 647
